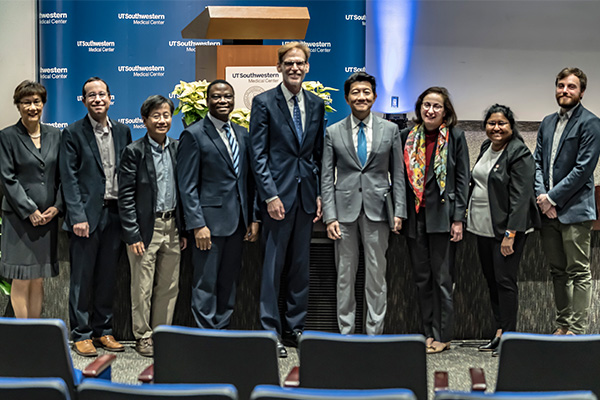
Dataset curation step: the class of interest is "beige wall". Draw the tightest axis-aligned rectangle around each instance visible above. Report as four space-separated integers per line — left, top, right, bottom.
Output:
0 0 36 128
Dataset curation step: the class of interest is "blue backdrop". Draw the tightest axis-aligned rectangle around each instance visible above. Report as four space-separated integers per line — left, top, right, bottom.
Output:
38 0 366 139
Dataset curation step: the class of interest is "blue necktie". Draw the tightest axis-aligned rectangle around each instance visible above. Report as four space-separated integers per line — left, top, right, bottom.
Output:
224 123 239 176
292 95 303 143
357 121 367 166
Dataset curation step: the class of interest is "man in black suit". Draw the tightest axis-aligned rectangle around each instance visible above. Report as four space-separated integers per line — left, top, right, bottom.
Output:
60 77 131 356
177 80 258 331
249 42 325 357
118 95 187 357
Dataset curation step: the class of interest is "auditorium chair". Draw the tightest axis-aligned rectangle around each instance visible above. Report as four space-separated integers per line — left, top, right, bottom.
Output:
468 333 600 397
138 326 280 400
0 376 70 400
283 331 427 400
0 318 115 399
78 380 238 399
250 384 417 400
435 390 597 400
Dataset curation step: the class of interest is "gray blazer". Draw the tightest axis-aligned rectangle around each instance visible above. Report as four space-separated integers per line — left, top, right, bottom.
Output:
0 120 63 218
321 114 406 224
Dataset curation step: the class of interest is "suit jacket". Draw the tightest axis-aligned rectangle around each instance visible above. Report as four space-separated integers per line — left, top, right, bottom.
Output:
176 117 253 237
0 120 63 218
118 135 183 247
534 104 600 224
471 138 541 240
401 126 470 238
59 115 132 233
321 113 406 224
249 85 325 214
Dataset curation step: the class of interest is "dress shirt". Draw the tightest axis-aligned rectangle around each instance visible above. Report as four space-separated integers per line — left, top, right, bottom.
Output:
547 103 578 205
88 114 118 200
280 83 306 132
351 113 373 158
207 113 238 162
147 135 176 212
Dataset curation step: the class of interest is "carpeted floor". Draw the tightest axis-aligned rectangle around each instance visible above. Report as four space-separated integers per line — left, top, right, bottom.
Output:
70 339 499 400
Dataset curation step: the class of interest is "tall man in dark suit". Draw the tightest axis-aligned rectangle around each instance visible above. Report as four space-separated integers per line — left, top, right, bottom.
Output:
118 95 187 357
321 72 406 335
60 77 131 356
534 67 600 335
177 80 259 331
249 42 325 357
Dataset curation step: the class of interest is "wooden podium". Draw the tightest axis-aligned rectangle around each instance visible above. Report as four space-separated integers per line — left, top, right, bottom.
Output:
181 6 310 81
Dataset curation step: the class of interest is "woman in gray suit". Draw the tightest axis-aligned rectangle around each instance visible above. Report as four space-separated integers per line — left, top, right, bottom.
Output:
0 81 62 318
402 87 470 354
467 104 540 356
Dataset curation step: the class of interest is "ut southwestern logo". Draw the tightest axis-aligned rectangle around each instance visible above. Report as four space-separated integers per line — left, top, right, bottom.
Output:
40 67 67 80
39 12 67 25
118 117 145 130
345 67 366 73
117 12 165 25
118 65 166 77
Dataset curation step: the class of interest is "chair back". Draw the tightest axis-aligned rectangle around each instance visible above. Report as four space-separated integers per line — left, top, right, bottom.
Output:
0 377 70 400
298 331 427 400
251 384 417 400
78 380 238 399
0 318 78 395
435 390 597 400
152 326 280 400
496 333 600 397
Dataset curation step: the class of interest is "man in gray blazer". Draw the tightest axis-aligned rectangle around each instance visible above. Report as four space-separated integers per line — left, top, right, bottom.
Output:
321 72 406 335
534 67 600 335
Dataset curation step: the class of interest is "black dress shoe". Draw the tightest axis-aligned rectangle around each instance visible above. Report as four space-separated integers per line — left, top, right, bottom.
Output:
276 340 288 358
492 348 500 357
478 336 500 352
282 330 302 348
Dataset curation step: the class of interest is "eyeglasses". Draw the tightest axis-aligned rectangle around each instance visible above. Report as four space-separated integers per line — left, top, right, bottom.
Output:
209 94 234 100
282 60 306 68
150 113 172 121
20 99 43 107
422 102 443 112
86 92 108 99
487 121 509 128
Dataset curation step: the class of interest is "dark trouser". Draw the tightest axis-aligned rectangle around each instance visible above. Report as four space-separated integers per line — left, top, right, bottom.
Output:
260 199 313 335
406 209 455 343
476 233 527 333
68 206 123 342
191 218 245 329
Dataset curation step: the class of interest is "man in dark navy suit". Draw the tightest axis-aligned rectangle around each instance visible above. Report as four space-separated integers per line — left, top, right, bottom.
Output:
249 42 325 357
534 67 600 335
60 77 131 356
177 80 258 331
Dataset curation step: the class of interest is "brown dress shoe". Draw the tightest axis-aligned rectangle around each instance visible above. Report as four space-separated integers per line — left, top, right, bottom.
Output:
73 339 98 357
135 337 154 357
93 335 124 352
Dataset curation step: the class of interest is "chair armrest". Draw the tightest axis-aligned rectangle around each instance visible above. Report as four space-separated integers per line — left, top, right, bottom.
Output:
82 354 117 378
138 364 154 383
283 366 300 387
469 367 487 391
434 371 449 391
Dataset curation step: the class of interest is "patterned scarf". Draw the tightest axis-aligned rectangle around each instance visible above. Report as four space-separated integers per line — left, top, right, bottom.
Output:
404 124 449 212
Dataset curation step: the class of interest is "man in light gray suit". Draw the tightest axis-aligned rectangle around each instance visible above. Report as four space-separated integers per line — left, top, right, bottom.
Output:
321 72 406 335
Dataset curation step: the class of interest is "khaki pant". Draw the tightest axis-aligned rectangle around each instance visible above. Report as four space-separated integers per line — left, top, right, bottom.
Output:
128 216 180 339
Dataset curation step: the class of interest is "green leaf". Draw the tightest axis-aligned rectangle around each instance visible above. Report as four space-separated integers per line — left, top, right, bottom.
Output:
0 279 11 296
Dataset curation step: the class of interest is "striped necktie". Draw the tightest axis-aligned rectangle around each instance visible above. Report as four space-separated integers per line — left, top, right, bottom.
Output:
224 123 239 176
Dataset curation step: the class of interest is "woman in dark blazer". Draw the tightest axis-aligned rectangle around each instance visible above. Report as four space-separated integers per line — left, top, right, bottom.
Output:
467 104 540 356
0 81 62 318
402 87 470 354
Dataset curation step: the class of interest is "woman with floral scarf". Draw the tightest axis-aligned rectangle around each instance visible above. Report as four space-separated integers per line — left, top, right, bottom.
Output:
401 87 469 354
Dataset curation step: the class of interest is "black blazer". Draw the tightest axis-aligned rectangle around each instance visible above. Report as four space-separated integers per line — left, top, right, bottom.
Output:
471 138 541 240
401 126 470 238
59 115 132 233
118 135 184 247
0 120 63 218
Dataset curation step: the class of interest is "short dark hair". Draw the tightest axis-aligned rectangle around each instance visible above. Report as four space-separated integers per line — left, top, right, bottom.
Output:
413 86 458 128
482 103 523 142
555 67 587 92
344 72 377 97
82 77 111 98
13 80 47 105
140 95 174 119
207 79 234 96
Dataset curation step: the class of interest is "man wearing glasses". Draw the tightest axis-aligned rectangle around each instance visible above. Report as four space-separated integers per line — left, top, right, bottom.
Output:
177 80 259 330
60 77 131 356
249 42 325 357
